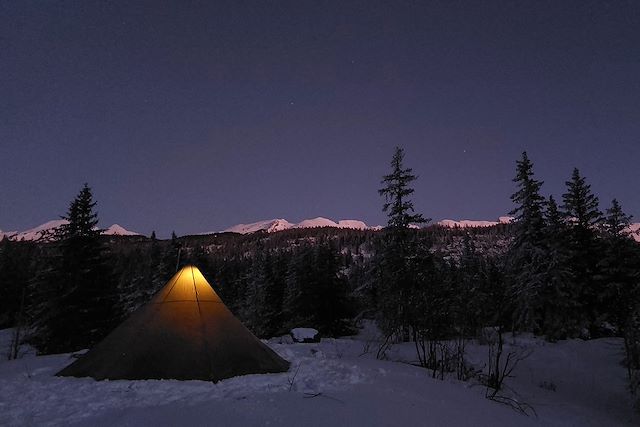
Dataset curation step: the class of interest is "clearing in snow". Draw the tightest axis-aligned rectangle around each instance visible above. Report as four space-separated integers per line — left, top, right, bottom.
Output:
0 326 636 426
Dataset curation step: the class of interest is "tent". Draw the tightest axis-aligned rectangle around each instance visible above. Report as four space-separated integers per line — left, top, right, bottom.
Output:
56 265 290 381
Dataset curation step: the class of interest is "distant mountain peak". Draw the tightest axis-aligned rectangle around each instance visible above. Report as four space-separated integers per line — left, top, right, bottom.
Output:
630 223 640 243
221 217 378 234
437 217 514 229
221 218 294 235
221 216 520 235
103 224 141 236
0 220 140 241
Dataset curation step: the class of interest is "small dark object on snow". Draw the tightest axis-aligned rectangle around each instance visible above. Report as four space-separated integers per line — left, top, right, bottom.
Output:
290 328 320 343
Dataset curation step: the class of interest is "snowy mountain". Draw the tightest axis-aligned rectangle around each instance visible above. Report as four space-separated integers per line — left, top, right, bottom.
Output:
294 217 340 229
437 217 514 228
221 216 519 235
0 220 140 241
222 217 378 234
630 223 640 243
222 219 295 234
103 224 140 236
336 220 369 230
1 219 69 241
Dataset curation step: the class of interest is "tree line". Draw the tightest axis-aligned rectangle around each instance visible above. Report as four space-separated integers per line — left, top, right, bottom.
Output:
0 149 639 399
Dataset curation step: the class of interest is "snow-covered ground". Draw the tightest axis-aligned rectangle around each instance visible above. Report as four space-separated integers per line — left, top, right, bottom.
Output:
0 327 636 426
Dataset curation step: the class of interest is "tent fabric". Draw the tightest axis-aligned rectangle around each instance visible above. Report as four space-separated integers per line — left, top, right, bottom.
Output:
56 265 290 381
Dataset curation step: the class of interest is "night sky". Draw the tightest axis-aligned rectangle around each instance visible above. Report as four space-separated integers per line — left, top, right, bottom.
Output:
2 1 639 237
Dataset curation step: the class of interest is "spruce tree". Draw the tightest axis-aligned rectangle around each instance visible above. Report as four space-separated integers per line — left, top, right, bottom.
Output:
379 147 427 230
562 168 602 230
598 199 640 334
311 243 353 336
30 184 119 353
539 196 575 339
375 146 429 341
243 249 286 337
506 152 547 332
561 168 603 335
283 244 317 329
602 199 632 238
58 184 101 238
0 238 29 329
509 152 546 246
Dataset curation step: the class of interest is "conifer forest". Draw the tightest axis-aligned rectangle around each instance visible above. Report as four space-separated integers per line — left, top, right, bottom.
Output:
1 148 639 403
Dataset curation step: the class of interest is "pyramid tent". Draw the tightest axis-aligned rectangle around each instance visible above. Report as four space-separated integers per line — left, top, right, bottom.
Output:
56 265 290 381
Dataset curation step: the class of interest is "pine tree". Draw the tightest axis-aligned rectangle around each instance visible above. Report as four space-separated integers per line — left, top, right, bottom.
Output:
454 233 486 336
311 243 353 336
562 168 602 230
506 152 547 332
283 245 317 329
561 168 603 335
0 238 30 330
379 147 428 230
29 184 119 353
602 199 632 238
58 183 101 238
598 199 640 333
509 152 546 246
539 196 575 339
375 146 429 341
242 249 286 337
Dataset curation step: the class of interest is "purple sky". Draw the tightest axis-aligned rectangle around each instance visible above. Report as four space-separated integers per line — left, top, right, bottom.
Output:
2 1 639 237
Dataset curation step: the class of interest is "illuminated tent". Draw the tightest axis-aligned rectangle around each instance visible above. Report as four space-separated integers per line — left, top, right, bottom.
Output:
56 265 290 381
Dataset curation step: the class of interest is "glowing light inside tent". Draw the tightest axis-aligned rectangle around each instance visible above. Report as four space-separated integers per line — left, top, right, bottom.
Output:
155 265 222 303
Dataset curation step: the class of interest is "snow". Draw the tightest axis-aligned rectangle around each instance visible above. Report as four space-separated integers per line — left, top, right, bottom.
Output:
438 217 514 229
220 215 518 235
0 327 636 426
294 217 340 229
103 224 140 236
337 220 369 230
0 229 17 241
222 219 295 234
8 219 68 241
628 223 640 242
222 217 374 234
0 221 140 241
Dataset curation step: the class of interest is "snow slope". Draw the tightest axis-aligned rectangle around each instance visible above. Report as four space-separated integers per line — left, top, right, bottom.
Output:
0 327 635 426
438 217 513 228
629 223 640 242
221 216 519 235
222 219 295 234
337 220 369 230
0 220 140 241
6 219 68 241
221 217 377 234
103 224 141 236
294 217 340 229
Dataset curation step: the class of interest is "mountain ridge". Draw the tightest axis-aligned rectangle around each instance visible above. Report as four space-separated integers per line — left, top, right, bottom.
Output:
0 221 140 241
219 216 640 243
3 217 638 242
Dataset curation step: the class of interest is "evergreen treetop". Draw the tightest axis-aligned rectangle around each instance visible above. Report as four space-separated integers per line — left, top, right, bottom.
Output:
379 146 428 229
59 183 100 239
562 168 602 230
602 199 633 239
509 152 546 245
